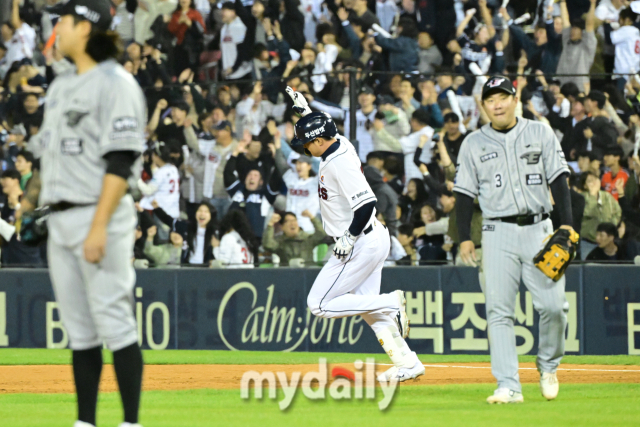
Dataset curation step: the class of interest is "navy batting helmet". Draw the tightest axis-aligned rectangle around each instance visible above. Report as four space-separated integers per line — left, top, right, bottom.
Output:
291 111 338 155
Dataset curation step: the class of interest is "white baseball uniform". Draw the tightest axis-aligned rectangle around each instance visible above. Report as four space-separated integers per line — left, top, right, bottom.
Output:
282 170 320 232
198 136 237 199
306 134 421 374
610 25 640 79
139 163 181 218
307 133 412 347
215 230 254 268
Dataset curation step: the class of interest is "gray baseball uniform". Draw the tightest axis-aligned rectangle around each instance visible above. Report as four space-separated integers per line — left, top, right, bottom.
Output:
28 60 146 351
454 118 570 392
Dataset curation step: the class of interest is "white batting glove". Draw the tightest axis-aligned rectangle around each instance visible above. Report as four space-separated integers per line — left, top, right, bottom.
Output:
286 86 312 117
333 231 357 261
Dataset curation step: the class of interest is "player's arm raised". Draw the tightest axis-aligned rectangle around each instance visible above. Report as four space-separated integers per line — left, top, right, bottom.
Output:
456 8 476 38
478 0 495 39
559 0 570 30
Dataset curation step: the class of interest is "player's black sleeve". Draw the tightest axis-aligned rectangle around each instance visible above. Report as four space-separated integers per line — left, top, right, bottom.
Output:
104 151 140 179
549 172 573 227
348 200 376 236
454 192 474 242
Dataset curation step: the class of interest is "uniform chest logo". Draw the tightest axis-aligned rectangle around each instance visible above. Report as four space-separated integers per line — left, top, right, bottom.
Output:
526 174 543 185
289 188 310 197
318 185 328 200
480 152 498 162
520 152 542 164
65 110 89 128
61 138 83 155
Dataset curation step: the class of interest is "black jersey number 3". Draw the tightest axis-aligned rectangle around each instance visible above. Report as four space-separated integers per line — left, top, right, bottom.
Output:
495 173 503 188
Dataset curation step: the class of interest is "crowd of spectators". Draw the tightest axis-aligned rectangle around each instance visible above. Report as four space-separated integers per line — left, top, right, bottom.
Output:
0 0 639 267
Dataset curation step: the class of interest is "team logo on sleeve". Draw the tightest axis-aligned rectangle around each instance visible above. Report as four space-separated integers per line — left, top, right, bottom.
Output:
351 190 369 201
113 117 138 132
520 152 542 164
111 116 140 140
64 110 89 127
558 150 567 165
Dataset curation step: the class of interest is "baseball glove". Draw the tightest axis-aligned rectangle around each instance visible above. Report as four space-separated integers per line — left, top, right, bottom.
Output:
534 228 580 281
18 206 50 247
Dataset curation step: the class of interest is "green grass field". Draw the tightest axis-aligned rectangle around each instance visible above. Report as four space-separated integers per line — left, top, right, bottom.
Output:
1 348 638 366
1 350 639 427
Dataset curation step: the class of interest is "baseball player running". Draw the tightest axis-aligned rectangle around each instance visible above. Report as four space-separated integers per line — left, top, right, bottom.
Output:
287 87 424 382
23 1 145 426
455 76 578 403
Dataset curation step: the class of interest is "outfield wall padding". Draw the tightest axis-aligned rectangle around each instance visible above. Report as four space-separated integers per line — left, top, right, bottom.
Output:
0 266 639 355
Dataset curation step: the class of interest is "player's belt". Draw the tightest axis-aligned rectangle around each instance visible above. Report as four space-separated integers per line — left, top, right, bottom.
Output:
490 213 549 226
330 222 386 241
49 202 95 213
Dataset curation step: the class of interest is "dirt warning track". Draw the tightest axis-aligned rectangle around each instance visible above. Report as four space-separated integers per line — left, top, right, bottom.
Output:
1 363 639 394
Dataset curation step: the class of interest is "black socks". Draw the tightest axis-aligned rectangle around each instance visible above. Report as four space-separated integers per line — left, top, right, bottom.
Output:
72 343 143 425
113 343 144 424
72 346 103 426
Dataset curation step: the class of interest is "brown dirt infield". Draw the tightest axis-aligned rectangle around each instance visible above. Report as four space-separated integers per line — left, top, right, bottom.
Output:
1 363 639 394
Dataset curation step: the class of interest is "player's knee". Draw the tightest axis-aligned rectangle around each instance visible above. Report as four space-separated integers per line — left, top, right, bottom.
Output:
307 296 325 318
486 304 515 323
540 302 566 321
100 330 139 352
